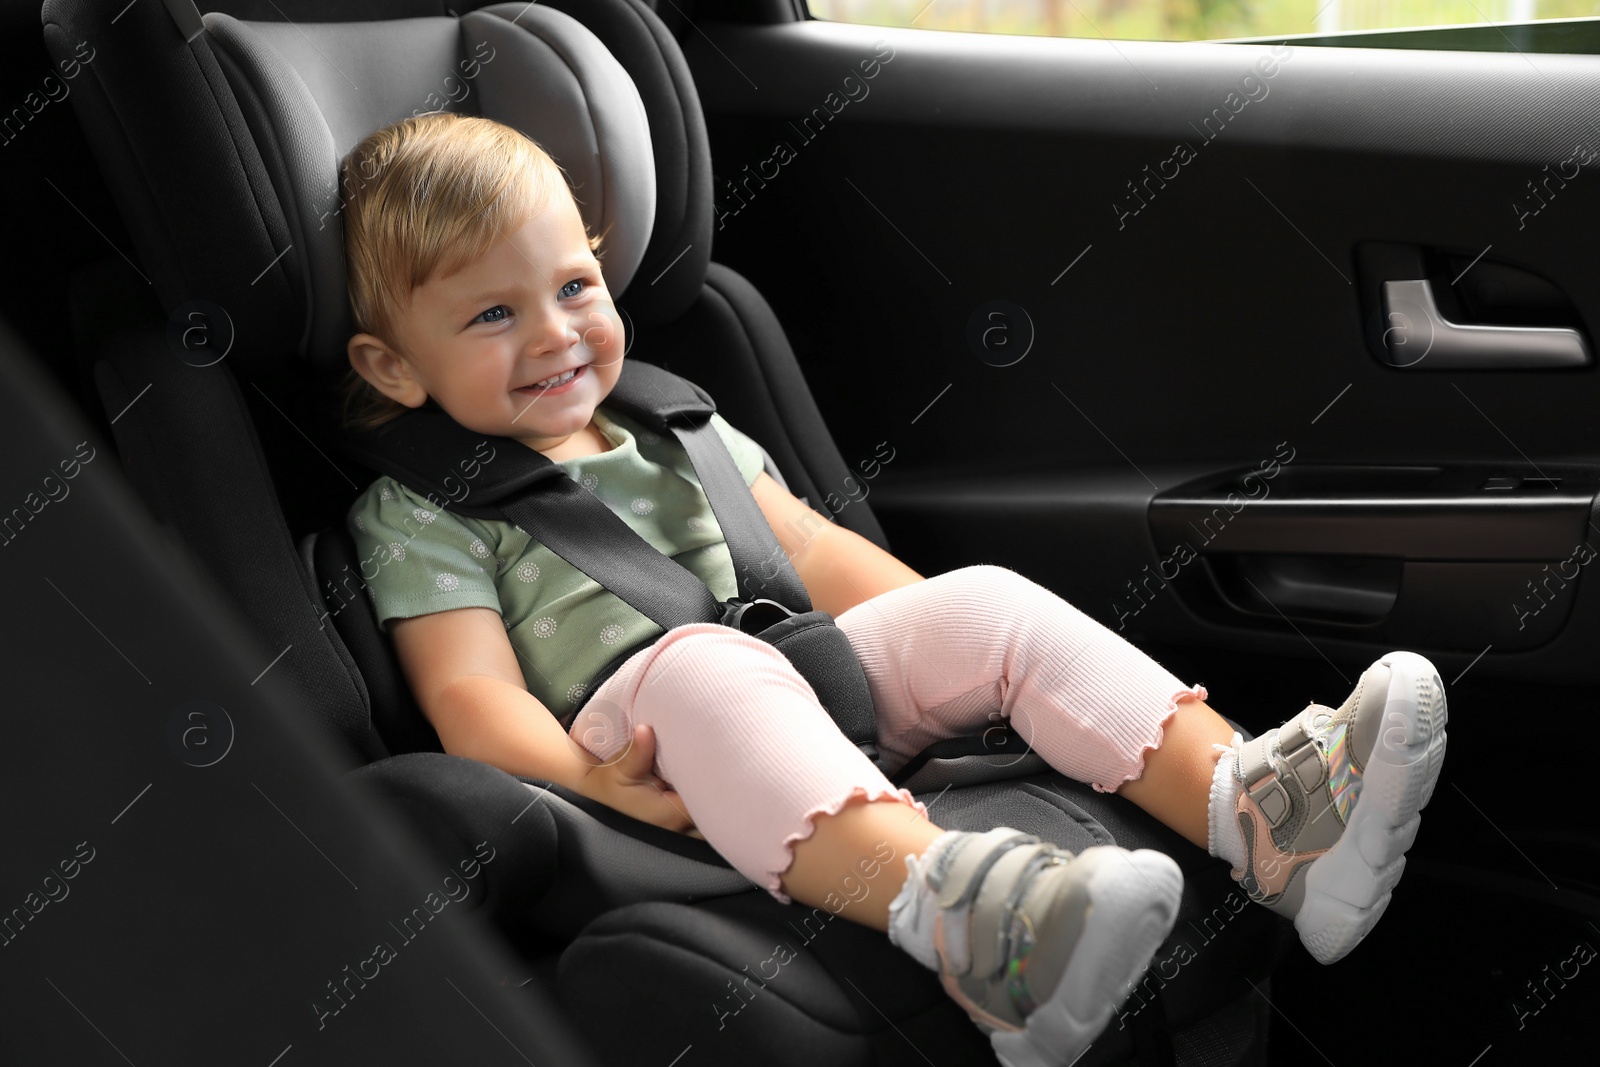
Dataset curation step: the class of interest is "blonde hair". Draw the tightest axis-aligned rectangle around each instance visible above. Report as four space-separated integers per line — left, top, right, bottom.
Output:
333 112 606 433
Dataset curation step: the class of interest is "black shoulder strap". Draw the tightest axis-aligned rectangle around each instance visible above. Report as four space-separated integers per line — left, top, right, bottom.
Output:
335 359 812 631
606 360 812 612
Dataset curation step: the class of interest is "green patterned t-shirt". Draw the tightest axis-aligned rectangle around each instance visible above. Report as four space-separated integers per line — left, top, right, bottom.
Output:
345 404 768 723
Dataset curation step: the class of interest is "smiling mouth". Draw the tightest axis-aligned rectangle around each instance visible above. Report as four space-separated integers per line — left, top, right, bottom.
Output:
515 364 586 394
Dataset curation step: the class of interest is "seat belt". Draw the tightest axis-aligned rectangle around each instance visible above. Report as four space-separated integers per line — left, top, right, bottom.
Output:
333 358 880 763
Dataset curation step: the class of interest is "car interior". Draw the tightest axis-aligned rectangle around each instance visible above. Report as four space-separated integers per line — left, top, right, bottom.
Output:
3 1 1596 1064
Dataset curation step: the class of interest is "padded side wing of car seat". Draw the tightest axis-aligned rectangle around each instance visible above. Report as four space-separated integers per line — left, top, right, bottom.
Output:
517 782 764 941
307 524 448 758
349 752 562 923
621 260 893 551
347 751 764 938
535 0 718 326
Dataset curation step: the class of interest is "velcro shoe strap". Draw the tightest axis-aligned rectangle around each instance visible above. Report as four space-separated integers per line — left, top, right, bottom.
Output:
1246 772 1293 828
1236 733 1278 789
1273 703 1337 755
1287 740 1326 793
931 828 1041 910
967 841 1053 980
1277 707 1316 753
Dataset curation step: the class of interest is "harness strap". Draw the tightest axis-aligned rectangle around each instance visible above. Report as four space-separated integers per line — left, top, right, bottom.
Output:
601 358 812 612
496 476 723 630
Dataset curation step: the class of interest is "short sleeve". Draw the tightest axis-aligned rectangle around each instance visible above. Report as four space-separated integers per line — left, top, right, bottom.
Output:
708 412 767 487
346 477 503 634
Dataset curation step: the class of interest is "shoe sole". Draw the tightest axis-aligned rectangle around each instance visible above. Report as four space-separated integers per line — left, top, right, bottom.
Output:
1294 649 1448 965
989 848 1183 1067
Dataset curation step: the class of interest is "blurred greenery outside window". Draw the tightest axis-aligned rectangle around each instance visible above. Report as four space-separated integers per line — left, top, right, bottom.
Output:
805 0 1600 45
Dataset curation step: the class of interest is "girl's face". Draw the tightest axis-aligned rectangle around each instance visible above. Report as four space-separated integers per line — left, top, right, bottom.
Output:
351 189 624 458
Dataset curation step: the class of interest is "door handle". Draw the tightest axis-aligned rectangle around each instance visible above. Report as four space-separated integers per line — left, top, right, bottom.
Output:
1379 278 1591 368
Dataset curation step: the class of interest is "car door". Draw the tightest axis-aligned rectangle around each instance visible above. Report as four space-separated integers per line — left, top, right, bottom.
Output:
680 4 1600 1061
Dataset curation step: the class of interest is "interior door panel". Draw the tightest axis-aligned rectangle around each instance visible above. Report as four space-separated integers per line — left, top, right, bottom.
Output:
682 19 1600 686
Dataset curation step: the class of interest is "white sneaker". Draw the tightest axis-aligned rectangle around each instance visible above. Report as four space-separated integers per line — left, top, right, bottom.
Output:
1223 650 1448 963
898 826 1183 1067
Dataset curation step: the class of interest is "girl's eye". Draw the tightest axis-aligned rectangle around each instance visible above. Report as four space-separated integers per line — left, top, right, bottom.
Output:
560 278 585 299
475 305 510 325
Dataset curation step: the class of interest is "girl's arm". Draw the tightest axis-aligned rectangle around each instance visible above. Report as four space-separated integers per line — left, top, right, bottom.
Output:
390 607 596 787
390 607 696 833
749 471 925 617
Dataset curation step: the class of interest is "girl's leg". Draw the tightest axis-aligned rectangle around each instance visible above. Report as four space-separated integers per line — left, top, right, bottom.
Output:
569 600 1188 1066
568 621 945 927
834 563 1232 841
833 563 1449 967
1113 700 1237 847
781 793 944 932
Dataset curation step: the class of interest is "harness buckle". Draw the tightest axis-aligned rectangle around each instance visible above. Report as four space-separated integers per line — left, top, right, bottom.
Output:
719 596 798 634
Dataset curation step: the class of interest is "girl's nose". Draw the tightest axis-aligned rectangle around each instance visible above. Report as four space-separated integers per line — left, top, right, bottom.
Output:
529 307 581 357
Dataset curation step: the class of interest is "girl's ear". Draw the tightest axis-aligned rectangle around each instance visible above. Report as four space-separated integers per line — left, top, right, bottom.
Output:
347 333 429 408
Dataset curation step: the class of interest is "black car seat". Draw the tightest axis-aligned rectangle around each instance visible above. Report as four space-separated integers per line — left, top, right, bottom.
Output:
39 1 1292 1063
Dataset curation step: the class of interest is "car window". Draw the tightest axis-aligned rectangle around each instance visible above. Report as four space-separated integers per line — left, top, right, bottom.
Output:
805 0 1600 52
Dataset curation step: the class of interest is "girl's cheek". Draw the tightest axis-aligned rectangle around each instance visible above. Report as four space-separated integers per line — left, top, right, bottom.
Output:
582 309 620 350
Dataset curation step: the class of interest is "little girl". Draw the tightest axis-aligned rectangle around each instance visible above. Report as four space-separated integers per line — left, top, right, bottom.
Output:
336 114 1448 1067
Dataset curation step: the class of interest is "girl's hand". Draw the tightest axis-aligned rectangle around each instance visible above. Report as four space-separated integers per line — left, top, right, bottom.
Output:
575 723 699 836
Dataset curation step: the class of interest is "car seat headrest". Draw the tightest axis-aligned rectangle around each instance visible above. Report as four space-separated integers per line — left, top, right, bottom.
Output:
200 2 657 377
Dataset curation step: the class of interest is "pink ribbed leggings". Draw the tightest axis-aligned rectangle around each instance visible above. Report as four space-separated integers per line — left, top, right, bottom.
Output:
566 564 1207 904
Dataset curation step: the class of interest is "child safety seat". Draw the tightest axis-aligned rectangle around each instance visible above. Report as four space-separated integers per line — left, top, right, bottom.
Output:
41 0 1291 1062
